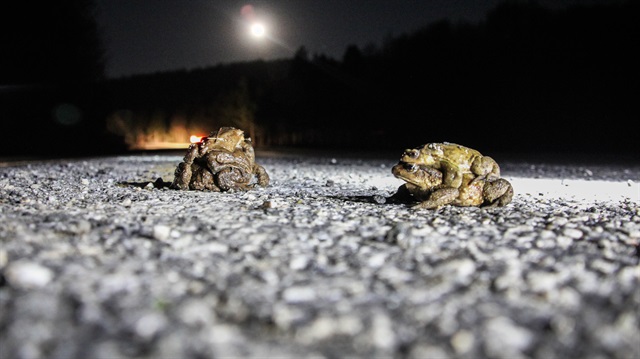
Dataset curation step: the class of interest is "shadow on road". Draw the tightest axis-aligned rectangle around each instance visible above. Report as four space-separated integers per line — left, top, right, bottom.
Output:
117 178 172 189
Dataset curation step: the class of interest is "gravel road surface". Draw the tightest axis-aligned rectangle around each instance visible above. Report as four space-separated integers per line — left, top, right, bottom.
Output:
1 151 639 358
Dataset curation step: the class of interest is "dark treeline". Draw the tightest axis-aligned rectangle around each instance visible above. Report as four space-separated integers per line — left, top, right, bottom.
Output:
1 1 637 156
104 1 637 154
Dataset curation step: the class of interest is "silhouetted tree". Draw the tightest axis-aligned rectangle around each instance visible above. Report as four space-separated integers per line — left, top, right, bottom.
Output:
342 45 364 76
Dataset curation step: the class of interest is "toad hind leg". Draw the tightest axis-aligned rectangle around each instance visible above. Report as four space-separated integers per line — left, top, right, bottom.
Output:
189 166 220 191
471 156 500 180
412 187 460 210
482 178 513 207
216 167 252 191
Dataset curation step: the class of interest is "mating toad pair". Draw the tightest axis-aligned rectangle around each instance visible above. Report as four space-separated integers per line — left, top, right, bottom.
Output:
171 127 513 209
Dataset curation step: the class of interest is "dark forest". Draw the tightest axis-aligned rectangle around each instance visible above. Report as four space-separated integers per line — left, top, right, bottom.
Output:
1 1 637 157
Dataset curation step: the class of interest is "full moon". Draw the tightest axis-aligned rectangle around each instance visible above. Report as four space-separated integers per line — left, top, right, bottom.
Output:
250 23 266 37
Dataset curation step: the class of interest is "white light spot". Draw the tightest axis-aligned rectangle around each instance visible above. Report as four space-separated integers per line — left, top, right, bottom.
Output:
250 23 266 37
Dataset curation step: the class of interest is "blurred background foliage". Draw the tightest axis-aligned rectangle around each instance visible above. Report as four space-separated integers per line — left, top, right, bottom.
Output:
1 0 637 157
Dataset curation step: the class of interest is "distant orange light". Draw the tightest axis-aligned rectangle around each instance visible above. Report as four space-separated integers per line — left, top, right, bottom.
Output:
190 135 205 143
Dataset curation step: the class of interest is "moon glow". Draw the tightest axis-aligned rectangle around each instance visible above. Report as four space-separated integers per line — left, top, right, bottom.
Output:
250 23 266 37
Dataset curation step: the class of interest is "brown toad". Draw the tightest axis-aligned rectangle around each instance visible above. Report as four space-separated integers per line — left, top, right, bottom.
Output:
400 142 500 188
170 127 269 191
391 143 513 209
392 161 513 209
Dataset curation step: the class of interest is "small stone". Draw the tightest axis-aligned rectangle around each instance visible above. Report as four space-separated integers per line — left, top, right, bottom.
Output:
562 228 583 239
179 299 214 327
451 330 475 354
409 344 449 359
528 271 559 293
590 259 618 274
153 225 172 241
289 255 309 270
556 235 573 249
552 217 569 226
484 316 533 354
373 195 386 204
298 316 337 343
71 220 92 234
282 286 316 303
0 249 7 268
6 261 54 289
371 312 396 350
367 253 387 268
452 259 476 285
135 312 167 340
617 266 640 290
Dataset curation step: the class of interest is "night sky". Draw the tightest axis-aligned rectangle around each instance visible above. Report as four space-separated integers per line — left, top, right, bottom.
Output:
96 0 610 79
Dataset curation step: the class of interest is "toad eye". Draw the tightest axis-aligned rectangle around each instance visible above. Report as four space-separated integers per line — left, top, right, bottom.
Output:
403 163 418 173
405 149 419 159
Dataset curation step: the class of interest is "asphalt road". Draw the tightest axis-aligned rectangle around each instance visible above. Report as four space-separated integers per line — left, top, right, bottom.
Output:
0 151 638 358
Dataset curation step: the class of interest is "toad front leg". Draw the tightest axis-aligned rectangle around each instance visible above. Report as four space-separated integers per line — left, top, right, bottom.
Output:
253 164 270 187
440 162 465 188
170 143 199 190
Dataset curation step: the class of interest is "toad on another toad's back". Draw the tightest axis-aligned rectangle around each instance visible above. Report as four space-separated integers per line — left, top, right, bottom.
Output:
400 142 500 188
171 127 269 192
392 142 513 209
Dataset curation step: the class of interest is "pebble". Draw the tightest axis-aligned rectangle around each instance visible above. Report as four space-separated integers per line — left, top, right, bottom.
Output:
484 316 534 355
367 253 387 268
289 255 309 270
562 227 583 239
282 286 316 303
451 329 475 354
371 312 396 350
0 249 8 268
153 224 172 241
135 312 167 340
5 261 54 289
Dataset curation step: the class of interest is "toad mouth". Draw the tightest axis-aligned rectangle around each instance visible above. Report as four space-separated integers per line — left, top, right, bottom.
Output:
393 163 424 187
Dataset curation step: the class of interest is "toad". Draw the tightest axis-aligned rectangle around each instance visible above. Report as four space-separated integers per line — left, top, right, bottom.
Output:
170 127 269 191
391 143 513 209
392 162 513 209
400 142 500 188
